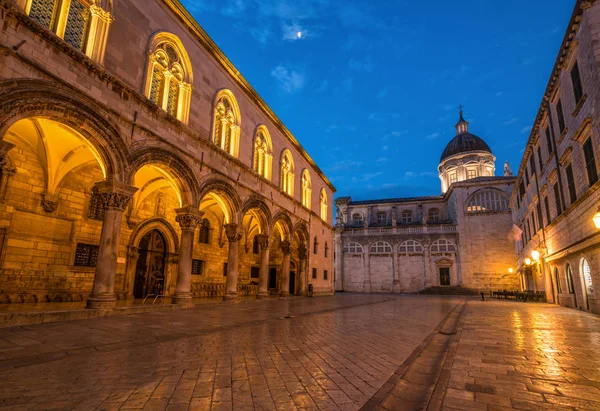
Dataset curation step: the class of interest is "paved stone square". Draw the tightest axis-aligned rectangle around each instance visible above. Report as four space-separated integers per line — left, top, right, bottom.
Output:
0 296 599 411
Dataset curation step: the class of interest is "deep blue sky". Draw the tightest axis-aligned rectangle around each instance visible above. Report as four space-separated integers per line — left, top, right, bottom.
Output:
181 0 574 200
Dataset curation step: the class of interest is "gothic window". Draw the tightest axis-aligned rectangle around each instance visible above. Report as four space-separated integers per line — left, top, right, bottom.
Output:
466 189 509 213
430 239 456 253
376 211 387 225
212 91 241 157
280 150 295 196
27 0 91 52
399 240 423 254
301 170 312 209
87 186 104 221
343 242 364 253
253 127 272 180
324 242 329 258
320 189 328 221
428 208 441 223
146 35 193 123
313 236 318 254
370 241 392 254
352 213 364 226
401 210 412 224
198 219 210 244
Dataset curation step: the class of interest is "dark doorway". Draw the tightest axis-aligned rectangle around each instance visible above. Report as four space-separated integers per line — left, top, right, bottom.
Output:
134 230 167 298
268 267 277 289
289 271 296 295
439 267 450 286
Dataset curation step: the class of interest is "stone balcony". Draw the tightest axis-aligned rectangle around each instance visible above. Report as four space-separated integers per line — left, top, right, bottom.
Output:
341 224 457 236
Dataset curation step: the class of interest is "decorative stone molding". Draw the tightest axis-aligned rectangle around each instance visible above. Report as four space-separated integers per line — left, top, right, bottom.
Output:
175 207 204 230
127 247 140 260
95 179 138 211
281 240 293 255
89 5 114 23
298 246 308 260
257 234 270 250
224 223 243 243
0 141 15 170
41 194 60 213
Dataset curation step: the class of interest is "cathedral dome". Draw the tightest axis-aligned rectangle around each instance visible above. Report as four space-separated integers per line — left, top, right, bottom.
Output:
440 132 492 162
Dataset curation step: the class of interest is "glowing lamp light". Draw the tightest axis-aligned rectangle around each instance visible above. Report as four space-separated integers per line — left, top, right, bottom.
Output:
531 250 540 261
525 258 532 266
594 206 600 228
297 31 302 38
508 268 514 273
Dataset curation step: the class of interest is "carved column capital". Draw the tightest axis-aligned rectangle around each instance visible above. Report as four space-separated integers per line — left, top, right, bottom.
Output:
41 194 60 213
298 246 308 260
175 207 204 230
257 234 270 250
281 240 293 255
95 179 138 211
224 223 243 243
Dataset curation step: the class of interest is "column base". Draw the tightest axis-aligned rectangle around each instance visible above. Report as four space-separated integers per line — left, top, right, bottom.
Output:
257 292 269 299
224 292 238 301
86 293 116 309
279 292 290 298
172 293 193 305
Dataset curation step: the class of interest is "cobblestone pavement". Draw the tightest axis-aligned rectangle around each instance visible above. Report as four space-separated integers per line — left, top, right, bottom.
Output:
0 294 461 410
441 300 600 411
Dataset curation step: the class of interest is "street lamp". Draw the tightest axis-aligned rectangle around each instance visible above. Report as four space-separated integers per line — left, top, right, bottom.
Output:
508 267 514 273
594 206 600 228
525 258 532 265
531 250 540 262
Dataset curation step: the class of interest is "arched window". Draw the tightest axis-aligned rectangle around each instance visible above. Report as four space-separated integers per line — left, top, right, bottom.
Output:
466 189 510 213
431 239 457 253
566 264 575 294
401 210 413 224
301 170 312 209
253 126 272 179
198 219 211 244
554 267 562 294
376 211 388 225
145 34 193 123
428 208 441 223
370 241 392 254
212 90 241 157
399 240 423 254
343 242 364 253
320 189 328 221
25 0 111 62
87 186 104 221
352 213 364 226
324 242 329 258
581 258 594 295
280 149 295 196
313 236 318 254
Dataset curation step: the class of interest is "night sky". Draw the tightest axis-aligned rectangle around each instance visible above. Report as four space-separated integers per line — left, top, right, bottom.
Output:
181 0 574 200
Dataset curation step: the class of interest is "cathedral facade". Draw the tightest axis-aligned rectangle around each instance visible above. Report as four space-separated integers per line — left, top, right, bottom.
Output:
0 0 335 307
334 114 519 294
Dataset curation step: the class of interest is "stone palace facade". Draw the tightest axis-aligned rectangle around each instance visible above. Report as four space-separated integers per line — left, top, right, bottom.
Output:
0 0 335 307
512 0 600 315
334 114 520 294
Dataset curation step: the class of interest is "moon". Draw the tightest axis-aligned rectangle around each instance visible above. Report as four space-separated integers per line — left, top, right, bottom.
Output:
297 31 302 38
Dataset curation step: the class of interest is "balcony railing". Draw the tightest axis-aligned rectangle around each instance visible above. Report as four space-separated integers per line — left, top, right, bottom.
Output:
342 224 457 236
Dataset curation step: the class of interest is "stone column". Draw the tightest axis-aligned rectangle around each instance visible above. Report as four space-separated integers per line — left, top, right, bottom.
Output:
279 241 293 297
334 228 344 291
87 180 138 309
422 239 432 288
257 234 270 299
173 207 204 304
298 246 308 296
392 246 401 293
224 223 243 301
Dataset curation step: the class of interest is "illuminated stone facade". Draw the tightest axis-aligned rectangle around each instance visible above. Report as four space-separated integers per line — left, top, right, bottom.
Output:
0 0 335 306
512 0 600 315
335 117 519 294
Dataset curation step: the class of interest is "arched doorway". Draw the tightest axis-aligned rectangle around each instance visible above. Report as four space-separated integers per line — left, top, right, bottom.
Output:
580 258 593 311
134 230 167 298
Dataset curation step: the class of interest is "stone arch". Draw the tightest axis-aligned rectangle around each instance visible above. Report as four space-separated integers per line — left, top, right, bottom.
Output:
198 177 242 224
129 217 180 254
272 210 294 240
147 32 194 84
293 220 309 247
241 196 272 235
127 146 200 207
0 79 128 182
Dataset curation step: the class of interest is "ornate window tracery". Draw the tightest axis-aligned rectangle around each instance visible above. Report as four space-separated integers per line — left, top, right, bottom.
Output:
430 239 456 253
466 189 509 213
212 92 241 157
253 127 272 179
343 242 364 253
399 240 423 254
320 188 328 221
370 241 392 254
280 150 295 196
301 170 311 209
146 36 193 124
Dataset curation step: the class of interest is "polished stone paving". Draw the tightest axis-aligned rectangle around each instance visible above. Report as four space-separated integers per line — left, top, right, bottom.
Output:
0 295 460 410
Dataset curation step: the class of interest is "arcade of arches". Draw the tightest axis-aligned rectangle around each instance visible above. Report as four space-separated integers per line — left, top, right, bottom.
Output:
0 116 322 307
